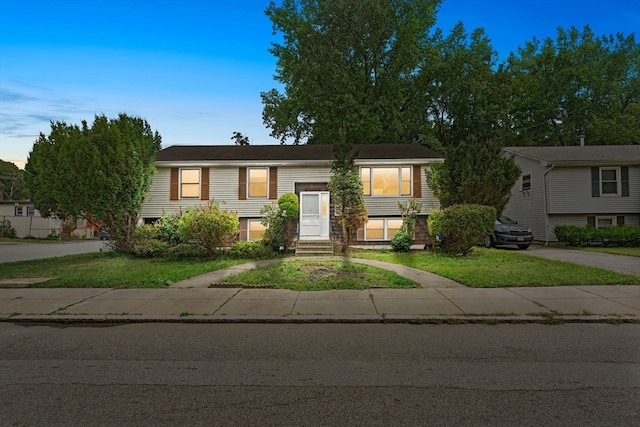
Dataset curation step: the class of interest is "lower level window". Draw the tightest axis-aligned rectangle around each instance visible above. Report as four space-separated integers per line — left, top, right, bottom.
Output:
365 218 403 240
596 216 616 228
248 220 266 241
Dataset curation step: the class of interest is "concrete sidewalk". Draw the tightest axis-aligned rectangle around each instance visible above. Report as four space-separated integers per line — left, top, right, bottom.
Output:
1 284 638 324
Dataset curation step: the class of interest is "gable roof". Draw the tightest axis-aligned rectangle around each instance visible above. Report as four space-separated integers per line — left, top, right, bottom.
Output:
156 143 443 163
503 145 640 166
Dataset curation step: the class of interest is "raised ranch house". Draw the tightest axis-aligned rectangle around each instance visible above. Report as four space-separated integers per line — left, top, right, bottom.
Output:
140 143 444 251
501 145 640 244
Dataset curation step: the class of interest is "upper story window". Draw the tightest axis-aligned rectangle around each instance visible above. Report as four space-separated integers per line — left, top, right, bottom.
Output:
14 206 23 216
600 167 620 196
361 167 411 197
27 206 35 217
521 173 531 191
180 169 200 198
248 168 268 198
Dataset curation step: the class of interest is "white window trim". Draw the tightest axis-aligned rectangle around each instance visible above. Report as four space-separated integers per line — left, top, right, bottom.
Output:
364 218 403 241
247 219 266 241
521 173 532 191
595 216 616 228
600 166 621 196
14 206 23 216
361 166 412 197
179 168 201 199
247 167 269 199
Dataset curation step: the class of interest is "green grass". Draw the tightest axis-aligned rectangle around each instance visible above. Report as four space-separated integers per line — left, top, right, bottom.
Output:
348 247 640 288
0 237 62 244
573 246 640 257
219 259 418 290
0 252 247 288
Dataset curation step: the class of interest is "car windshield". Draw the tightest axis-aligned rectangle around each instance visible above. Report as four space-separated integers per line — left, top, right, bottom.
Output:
498 216 517 224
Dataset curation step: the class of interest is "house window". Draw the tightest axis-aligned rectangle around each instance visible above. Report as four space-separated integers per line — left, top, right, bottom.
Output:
27 207 35 217
248 220 266 241
248 168 268 198
364 218 404 240
180 169 200 198
600 167 620 196
361 167 411 196
14 206 23 216
521 173 531 191
596 216 616 228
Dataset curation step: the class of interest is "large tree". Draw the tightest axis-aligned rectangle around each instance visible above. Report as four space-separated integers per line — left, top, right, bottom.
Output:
505 26 639 146
261 0 441 145
0 160 29 200
25 114 161 251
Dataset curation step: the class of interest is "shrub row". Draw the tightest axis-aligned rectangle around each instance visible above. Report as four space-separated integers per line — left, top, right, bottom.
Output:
554 225 640 247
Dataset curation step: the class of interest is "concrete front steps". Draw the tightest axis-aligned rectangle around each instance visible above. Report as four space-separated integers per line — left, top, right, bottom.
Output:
295 240 334 256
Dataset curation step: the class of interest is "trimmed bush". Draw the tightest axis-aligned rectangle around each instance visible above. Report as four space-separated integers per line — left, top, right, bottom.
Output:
428 204 496 255
391 229 413 252
131 239 169 257
227 241 274 259
178 201 239 254
554 225 640 247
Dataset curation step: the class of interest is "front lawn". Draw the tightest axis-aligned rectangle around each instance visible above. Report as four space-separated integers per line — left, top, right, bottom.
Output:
349 247 640 287
0 252 248 288
218 259 418 290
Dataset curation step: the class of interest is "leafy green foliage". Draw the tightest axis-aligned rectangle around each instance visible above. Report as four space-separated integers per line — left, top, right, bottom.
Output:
428 204 496 255
177 201 239 254
329 143 367 253
505 26 640 146
391 229 413 252
554 225 640 247
0 160 29 200
261 193 299 251
426 137 520 216
0 219 17 238
227 241 274 259
262 0 440 144
398 198 422 236
24 114 161 252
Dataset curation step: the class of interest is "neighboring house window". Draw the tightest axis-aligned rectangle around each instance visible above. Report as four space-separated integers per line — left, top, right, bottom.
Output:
248 220 266 241
600 167 620 196
596 216 616 228
361 167 411 196
27 207 35 216
180 169 201 198
248 168 268 198
521 173 531 191
364 218 403 240
14 206 23 216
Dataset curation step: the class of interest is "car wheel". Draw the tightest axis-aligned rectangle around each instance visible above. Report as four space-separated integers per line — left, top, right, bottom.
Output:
483 235 493 248
517 244 530 250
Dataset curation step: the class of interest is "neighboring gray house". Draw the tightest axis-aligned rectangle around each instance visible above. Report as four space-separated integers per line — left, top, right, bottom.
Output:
502 145 640 243
140 143 443 249
0 201 94 239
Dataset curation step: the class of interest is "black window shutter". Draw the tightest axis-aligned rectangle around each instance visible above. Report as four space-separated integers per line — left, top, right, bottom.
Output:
587 216 596 227
621 166 629 197
617 216 625 226
591 167 600 197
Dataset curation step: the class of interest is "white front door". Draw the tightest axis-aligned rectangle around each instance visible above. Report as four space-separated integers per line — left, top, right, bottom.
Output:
299 191 330 240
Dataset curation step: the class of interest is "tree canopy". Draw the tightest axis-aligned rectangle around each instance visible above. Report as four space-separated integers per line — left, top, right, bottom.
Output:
24 114 161 250
0 160 29 201
262 0 638 148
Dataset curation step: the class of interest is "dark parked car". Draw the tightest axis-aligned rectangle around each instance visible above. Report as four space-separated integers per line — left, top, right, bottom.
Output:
98 226 110 240
484 216 533 250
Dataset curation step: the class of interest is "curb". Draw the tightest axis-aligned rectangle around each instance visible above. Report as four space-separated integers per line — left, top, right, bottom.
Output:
2 314 638 325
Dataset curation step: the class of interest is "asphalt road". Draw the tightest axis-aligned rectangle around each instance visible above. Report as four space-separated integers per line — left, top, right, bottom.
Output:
0 240 106 263
1 323 638 426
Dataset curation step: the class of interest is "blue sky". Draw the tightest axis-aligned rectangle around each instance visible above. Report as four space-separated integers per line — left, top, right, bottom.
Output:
1 0 638 168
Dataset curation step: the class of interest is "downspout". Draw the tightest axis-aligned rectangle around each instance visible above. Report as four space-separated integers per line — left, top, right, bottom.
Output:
542 162 555 245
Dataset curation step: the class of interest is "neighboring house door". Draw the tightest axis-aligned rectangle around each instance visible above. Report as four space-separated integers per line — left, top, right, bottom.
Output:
299 191 330 240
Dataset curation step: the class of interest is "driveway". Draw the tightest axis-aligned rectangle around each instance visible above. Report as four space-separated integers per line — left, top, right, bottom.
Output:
524 245 640 277
0 240 106 263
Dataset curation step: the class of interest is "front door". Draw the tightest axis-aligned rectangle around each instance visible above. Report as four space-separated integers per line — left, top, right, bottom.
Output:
299 191 330 240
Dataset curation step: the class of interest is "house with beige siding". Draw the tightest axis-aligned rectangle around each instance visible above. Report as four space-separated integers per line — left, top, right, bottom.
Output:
502 145 640 243
140 143 443 249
